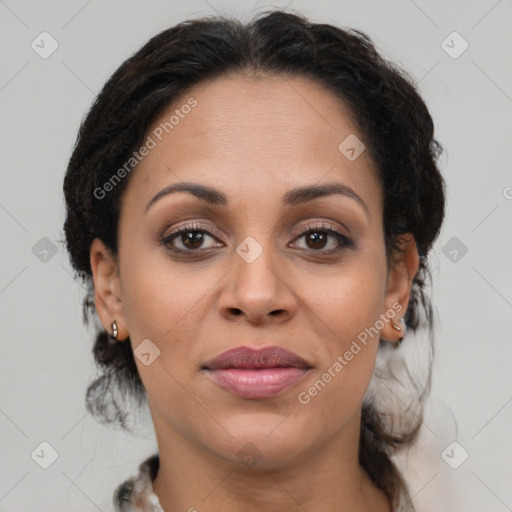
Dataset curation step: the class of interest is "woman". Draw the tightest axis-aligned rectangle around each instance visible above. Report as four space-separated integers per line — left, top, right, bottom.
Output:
63 9 446 512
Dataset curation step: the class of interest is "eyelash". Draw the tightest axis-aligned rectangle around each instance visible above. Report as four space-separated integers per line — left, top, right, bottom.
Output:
159 221 354 256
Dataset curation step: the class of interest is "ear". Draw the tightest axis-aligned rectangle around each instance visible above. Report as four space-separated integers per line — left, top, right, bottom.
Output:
89 237 129 341
380 233 420 341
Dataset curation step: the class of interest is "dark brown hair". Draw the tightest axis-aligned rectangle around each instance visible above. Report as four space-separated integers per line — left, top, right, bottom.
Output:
63 9 445 509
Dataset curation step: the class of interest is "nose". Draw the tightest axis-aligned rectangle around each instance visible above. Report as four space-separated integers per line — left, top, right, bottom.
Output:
218 241 298 325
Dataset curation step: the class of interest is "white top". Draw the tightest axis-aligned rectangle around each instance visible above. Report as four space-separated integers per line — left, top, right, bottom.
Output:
113 454 164 512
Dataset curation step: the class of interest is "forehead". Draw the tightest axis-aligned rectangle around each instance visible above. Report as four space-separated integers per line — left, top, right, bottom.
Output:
151 73 362 164
123 73 382 217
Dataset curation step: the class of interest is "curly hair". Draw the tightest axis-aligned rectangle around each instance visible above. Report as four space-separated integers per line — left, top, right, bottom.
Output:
62 9 445 509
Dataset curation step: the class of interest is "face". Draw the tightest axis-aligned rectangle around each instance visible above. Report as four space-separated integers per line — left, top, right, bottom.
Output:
90 73 417 468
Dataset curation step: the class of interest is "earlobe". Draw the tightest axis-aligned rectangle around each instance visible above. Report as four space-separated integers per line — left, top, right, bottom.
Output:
89 237 129 341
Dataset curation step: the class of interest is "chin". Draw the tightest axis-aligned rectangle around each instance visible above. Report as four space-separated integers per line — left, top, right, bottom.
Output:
202 413 313 469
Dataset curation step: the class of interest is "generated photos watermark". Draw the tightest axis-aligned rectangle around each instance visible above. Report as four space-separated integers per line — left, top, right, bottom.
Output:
93 97 198 200
297 302 403 405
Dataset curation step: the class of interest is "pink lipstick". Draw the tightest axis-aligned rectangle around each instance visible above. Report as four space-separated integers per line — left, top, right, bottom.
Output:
204 346 311 399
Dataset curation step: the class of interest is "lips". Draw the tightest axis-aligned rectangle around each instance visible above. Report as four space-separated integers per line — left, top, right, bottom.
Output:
203 346 312 399
205 346 311 370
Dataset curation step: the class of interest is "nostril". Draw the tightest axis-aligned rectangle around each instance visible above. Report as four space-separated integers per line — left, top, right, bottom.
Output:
230 308 242 315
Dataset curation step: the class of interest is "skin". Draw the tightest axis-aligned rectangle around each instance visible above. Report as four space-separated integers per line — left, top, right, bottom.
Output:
90 73 419 512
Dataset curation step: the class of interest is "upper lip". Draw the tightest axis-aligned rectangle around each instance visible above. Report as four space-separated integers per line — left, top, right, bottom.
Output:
204 346 312 370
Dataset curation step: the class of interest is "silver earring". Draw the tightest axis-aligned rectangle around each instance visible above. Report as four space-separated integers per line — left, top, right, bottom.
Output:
111 320 118 340
391 320 402 332
391 319 405 346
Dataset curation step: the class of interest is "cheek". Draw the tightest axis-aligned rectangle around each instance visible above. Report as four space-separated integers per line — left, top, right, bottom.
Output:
118 253 210 420
310 254 387 343
118 246 225 390
300 253 387 405
119 243 204 340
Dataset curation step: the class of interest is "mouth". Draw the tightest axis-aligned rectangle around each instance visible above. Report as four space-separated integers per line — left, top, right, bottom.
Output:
203 346 312 399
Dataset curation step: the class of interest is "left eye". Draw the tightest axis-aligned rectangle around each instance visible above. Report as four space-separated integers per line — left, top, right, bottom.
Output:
291 226 352 252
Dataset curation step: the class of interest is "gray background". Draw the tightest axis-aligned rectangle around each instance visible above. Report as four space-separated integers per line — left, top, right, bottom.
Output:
1 0 511 510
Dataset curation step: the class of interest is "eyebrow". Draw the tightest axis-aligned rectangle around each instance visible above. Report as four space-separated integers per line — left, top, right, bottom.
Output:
144 181 368 215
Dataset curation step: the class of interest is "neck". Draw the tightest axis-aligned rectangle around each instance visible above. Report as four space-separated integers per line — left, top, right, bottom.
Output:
151 412 391 512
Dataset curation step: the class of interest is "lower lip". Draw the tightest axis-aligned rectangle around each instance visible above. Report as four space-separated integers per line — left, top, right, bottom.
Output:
206 367 309 399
